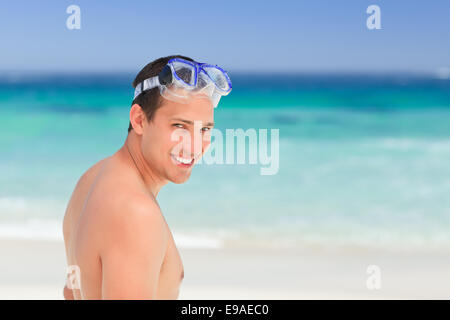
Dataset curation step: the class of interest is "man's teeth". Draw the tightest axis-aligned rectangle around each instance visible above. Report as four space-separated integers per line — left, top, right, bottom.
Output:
175 156 193 164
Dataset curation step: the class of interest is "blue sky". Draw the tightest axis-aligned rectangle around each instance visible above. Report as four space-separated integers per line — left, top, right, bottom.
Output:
0 0 449 73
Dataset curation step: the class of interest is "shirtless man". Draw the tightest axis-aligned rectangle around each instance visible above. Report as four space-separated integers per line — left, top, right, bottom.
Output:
62 55 232 299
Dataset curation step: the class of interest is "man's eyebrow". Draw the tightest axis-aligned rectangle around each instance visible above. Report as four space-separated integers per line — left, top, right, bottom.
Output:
171 118 214 127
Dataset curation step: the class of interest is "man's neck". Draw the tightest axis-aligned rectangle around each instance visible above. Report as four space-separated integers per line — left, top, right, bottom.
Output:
121 131 167 198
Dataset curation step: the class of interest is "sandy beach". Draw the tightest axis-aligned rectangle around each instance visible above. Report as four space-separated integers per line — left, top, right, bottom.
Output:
0 237 449 299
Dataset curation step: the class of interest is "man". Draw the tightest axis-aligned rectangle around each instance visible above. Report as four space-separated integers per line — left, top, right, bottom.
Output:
62 55 232 299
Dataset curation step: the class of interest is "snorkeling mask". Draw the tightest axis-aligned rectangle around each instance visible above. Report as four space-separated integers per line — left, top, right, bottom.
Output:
133 58 232 108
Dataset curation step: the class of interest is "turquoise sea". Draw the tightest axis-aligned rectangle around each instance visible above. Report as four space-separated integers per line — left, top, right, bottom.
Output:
1 72 450 251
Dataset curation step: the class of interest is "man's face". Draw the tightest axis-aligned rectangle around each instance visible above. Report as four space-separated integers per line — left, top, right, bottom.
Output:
140 95 214 184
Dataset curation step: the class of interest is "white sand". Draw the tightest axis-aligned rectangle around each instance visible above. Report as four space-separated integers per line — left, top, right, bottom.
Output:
0 237 449 299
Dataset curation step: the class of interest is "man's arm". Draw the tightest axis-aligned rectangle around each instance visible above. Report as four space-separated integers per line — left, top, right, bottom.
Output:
63 284 74 300
100 197 168 299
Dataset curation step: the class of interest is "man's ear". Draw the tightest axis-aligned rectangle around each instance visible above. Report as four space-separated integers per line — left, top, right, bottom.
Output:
129 104 146 135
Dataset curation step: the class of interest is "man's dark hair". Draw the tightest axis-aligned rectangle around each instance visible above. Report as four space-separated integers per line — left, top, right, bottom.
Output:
128 55 195 133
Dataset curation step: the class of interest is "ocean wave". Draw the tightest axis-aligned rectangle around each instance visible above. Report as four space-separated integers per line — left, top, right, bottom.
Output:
0 196 66 220
375 138 450 151
0 220 63 241
3 195 449 252
1 218 450 252
0 219 225 249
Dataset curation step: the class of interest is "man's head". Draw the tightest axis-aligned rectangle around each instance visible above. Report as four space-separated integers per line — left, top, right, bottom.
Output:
128 55 215 184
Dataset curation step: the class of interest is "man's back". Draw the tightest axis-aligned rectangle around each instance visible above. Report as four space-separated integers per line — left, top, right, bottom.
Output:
63 149 184 299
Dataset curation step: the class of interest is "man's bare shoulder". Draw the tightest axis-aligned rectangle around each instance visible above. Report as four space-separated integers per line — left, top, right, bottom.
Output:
82 155 149 216
75 157 110 189
63 157 110 232
78 154 169 250
97 191 169 253
106 192 165 226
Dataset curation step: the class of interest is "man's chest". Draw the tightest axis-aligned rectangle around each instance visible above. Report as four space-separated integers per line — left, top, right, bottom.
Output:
157 225 184 298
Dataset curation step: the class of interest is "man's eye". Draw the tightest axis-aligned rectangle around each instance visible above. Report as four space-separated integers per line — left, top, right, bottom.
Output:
202 127 211 132
173 124 184 128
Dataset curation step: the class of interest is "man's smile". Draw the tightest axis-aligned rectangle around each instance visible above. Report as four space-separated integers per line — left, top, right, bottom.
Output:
171 154 194 168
